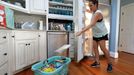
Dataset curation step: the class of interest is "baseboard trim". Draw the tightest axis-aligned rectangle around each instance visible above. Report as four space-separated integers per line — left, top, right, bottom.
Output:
110 51 119 58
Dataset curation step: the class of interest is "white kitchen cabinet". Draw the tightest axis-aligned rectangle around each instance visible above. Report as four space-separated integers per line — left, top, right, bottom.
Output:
15 40 27 70
27 40 38 65
38 31 47 61
15 39 38 70
0 63 8 75
30 0 48 15
0 0 48 15
6 30 47 74
0 30 9 75
14 31 39 70
0 42 8 67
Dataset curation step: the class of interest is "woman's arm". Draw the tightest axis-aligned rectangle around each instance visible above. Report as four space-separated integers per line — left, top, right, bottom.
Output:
76 12 102 36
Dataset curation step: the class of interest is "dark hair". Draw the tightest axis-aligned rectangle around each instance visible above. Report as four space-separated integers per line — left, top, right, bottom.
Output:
87 0 98 7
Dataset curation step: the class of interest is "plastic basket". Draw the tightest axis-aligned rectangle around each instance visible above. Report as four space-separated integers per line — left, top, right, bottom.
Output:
32 56 71 75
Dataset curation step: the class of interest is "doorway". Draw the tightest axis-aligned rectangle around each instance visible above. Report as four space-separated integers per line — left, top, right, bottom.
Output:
119 3 134 54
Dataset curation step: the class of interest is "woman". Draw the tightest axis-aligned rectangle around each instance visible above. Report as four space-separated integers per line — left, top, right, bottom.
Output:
76 0 112 72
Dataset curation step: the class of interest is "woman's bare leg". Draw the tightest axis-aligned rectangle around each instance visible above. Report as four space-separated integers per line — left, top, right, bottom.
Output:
93 40 99 63
98 40 111 63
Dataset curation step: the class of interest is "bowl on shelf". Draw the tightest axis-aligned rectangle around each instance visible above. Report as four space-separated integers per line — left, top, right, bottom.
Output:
21 22 38 30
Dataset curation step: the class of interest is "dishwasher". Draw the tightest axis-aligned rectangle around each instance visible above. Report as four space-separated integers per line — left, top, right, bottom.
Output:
47 31 68 58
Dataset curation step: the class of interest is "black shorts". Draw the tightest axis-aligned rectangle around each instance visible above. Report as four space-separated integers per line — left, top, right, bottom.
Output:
93 34 108 42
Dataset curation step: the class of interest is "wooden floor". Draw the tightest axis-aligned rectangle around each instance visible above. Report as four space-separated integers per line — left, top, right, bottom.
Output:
15 51 134 75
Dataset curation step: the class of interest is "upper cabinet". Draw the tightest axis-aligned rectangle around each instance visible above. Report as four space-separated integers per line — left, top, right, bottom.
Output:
48 0 73 20
30 0 48 15
0 0 30 13
0 0 48 15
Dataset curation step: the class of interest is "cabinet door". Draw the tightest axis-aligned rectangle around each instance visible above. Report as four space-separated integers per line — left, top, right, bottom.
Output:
27 39 39 65
119 4 134 54
30 0 48 15
0 63 8 75
15 39 39 70
0 43 8 67
15 41 27 70
38 31 47 61
0 31 8 67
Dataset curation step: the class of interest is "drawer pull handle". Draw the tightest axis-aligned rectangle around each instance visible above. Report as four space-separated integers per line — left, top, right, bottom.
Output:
12 36 15 38
3 36 6 39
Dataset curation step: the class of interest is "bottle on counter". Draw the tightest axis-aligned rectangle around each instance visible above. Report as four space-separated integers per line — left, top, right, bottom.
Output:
39 20 43 30
67 24 71 31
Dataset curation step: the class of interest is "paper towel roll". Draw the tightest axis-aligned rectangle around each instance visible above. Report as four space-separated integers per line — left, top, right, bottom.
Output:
39 20 43 30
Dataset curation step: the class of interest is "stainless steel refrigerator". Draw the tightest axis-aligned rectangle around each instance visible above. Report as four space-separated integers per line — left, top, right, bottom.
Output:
47 31 68 58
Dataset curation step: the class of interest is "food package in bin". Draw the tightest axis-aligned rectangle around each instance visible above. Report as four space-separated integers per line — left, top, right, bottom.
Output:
32 56 71 75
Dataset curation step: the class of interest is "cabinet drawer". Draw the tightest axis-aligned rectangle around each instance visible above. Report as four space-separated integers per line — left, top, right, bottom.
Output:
0 63 8 75
15 31 38 40
0 44 8 66
0 32 7 43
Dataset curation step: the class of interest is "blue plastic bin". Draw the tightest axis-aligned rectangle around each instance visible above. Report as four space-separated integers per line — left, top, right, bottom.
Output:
32 56 71 75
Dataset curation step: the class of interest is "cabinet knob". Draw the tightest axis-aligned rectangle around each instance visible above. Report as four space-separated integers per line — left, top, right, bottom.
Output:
121 28 123 31
28 43 30 45
4 53 7 56
12 36 15 38
4 73 8 75
26 44 28 46
3 36 6 39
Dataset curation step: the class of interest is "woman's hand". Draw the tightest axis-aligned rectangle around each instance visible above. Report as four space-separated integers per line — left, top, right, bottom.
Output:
76 31 82 36
86 9 92 13
76 27 85 36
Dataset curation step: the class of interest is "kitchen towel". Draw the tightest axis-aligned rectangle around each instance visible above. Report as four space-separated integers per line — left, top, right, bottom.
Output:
5 6 14 29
